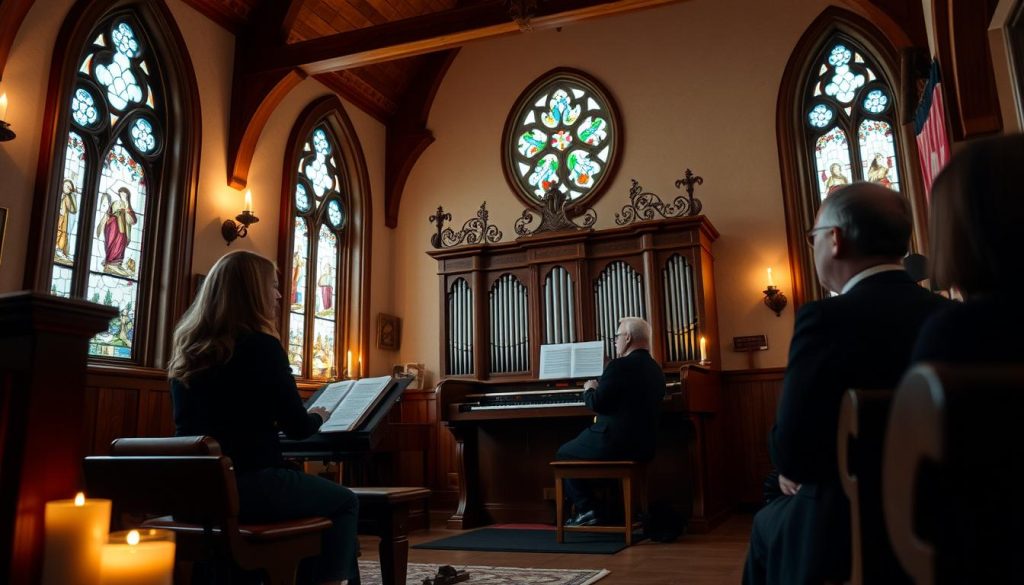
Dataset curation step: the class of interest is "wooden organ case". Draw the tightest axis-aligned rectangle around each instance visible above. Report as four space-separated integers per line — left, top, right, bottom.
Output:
429 215 731 532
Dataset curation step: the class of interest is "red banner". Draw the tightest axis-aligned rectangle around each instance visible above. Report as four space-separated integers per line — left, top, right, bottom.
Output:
914 62 951 203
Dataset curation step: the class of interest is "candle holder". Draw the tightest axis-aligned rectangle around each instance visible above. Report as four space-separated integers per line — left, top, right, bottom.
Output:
0 120 15 142
763 285 788 316
698 359 711 367
222 210 259 245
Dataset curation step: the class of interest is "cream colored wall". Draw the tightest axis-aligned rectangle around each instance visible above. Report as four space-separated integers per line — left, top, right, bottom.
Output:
0 0 395 375
395 0 850 376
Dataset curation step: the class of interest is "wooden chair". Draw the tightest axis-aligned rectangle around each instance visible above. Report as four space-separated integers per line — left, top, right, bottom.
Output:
551 460 647 545
883 364 1024 585
82 436 332 585
837 389 908 585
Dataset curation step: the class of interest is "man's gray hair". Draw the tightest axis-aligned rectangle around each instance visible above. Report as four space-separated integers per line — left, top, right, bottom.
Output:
819 182 912 259
618 317 651 342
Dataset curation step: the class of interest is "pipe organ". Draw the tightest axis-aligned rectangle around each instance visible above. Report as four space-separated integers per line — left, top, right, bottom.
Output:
429 215 720 378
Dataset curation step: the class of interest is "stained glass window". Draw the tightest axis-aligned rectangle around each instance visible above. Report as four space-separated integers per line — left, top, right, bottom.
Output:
502 70 620 210
47 15 166 360
286 123 348 380
803 38 903 201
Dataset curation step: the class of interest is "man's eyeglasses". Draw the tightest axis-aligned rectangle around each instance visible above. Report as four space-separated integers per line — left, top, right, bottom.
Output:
805 225 837 247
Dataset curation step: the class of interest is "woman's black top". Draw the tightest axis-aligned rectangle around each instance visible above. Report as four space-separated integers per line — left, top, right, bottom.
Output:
170 332 322 473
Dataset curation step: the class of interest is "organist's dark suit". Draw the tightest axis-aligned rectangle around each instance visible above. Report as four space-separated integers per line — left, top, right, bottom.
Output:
556 347 666 515
745 270 950 584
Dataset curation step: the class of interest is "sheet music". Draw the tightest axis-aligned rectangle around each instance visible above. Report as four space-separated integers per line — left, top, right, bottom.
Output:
307 380 354 412
319 375 393 433
539 341 605 379
570 341 605 378
538 343 573 379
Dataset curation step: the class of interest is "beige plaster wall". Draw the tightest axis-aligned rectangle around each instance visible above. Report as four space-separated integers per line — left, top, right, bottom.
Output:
0 0 394 375
395 0 850 377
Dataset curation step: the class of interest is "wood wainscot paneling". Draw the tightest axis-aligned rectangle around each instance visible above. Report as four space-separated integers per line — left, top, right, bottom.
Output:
84 365 173 455
722 368 786 507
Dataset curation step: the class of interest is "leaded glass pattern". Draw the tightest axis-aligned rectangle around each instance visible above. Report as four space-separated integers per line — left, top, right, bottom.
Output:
803 37 904 202
503 70 620 208
286 121 349 379
47 14 166 362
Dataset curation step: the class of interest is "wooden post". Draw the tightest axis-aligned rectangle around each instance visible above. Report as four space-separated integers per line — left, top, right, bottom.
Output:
0 292 117 585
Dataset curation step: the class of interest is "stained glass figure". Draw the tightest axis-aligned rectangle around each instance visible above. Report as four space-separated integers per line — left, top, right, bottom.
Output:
859 120 900 191
315 226 337 318
503 70 619 206
53 134 86 273
814 127 852 200
288 217 309 374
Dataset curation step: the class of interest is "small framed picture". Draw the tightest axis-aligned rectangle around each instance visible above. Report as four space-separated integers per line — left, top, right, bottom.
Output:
377 313 401 351
404 362 425 390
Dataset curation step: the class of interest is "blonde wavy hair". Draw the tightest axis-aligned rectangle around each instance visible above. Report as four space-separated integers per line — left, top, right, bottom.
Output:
168 250 279 385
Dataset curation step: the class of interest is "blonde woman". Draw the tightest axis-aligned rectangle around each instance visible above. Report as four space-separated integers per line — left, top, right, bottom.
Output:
168 250 357 585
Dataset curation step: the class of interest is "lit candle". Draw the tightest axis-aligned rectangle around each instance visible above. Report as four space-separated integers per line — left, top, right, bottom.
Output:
767 267 774 287
347 350 353 378
699 336 707 362
243 189 253 214
99 529 175 585
0 93 8 120
41 492 111 585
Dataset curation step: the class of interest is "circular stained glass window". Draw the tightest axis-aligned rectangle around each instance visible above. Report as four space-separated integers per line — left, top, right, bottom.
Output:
327 199 344 227
502 69 621 210
71 87 100 127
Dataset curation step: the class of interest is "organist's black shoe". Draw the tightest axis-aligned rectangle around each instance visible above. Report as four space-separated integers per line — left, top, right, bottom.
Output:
565 509 600 527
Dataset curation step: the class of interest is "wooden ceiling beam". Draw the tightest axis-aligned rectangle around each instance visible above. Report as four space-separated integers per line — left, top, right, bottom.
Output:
248 0 683 74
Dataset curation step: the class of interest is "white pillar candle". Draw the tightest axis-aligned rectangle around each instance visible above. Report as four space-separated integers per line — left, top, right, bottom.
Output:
41 492 111 585
699 336 707 362
100 529 175 585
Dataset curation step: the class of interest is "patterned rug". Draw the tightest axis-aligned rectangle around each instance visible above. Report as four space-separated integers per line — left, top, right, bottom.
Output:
356 560 609 585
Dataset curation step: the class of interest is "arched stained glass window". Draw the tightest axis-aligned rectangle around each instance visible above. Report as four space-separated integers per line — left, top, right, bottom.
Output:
804 39 902 198
287 124 348 379
777 11 924 305
502 69 621 211
48 15 166 360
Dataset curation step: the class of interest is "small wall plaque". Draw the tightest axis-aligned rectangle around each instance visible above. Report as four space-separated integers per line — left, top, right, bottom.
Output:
733 334 768 352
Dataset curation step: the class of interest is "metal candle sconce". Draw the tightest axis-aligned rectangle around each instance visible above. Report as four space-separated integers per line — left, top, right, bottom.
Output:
762 267 787 316
222 190 259 245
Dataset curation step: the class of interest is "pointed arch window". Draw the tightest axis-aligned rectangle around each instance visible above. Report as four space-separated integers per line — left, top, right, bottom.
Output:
805 41 902 199
281 97 371 381
777 10 923 305
29 2 199 365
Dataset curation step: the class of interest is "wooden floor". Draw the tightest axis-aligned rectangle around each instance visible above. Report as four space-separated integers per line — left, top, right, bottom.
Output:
358 514 753 584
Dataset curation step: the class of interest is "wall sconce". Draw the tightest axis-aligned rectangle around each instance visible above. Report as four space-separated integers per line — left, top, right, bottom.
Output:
763 267 787 316
0 93 15 142
222 189 259 245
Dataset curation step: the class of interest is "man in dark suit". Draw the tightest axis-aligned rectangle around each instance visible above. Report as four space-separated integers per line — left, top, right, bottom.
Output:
556 317 666 527
743 183 951 584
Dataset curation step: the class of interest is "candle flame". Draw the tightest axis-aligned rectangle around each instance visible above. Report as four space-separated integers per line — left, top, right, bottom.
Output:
74 492 85 506
127 530 140 546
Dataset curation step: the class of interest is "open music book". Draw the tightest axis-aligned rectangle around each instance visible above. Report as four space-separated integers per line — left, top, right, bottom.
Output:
305 375 394 433
538 341 605 379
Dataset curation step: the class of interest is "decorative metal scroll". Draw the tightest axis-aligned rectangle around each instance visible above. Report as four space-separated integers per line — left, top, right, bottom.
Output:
614 169 704 225
429 202 504 249
515 188 597 238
